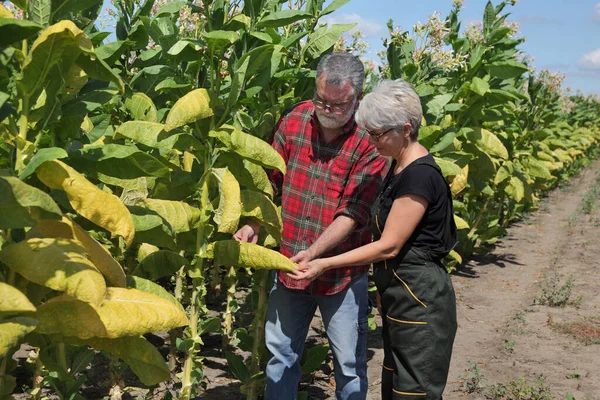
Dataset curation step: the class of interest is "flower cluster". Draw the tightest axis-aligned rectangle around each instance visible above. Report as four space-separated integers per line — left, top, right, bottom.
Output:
413 12 451 48
464 21 483 44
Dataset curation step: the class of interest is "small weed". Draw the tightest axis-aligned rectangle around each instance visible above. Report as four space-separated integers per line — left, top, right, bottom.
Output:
459 360 486 394
567 213 579 227
504 339 516 352
579 173 600 214
552 319 600 345
514 311 527 321
534 270 577 307
486 375 553 400
566 373 581 379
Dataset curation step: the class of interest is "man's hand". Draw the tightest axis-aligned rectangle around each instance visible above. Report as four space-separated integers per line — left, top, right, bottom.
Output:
289 249 314 266
288 259 328 282
233 223 260 244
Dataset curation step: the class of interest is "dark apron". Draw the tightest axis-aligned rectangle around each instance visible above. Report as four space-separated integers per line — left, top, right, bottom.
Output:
371 159 458 400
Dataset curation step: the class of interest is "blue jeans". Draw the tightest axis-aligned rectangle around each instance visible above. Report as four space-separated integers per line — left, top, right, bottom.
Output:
264 273 369 400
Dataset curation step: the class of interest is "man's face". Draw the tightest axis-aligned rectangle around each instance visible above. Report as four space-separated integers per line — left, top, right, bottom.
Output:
313 74 357 130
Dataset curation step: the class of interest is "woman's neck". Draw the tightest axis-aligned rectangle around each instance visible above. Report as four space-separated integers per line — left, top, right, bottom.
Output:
392 142 427 174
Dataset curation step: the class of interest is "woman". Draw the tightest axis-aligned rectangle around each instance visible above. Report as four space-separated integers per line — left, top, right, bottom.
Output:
290 79 458 400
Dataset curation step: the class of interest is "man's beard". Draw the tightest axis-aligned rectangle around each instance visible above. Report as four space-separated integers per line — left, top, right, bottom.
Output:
316 109 353 129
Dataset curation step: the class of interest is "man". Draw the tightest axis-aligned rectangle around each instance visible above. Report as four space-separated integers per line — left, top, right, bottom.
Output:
234 52 388 399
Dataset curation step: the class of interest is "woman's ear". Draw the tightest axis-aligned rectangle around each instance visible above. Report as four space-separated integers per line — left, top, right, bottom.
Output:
404 123 412 139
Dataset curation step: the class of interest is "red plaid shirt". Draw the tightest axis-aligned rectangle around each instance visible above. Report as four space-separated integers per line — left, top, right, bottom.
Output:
269 101 389 295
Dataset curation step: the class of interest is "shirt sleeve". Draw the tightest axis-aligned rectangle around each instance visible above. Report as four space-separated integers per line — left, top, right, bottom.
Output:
267 115 290 196
391 165 438 203
335 147 389 227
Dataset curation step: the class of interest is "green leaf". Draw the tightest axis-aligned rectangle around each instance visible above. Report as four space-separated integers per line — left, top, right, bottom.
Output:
225 351 250 383
483 0 495 34
249 31 273 43
27 0 51 26
0 238 106 305
36 160 135 247
200 317 222 335
76 50 125 94
0 18 42 46
212 126 286 173
301 343 329 374
487 60 528 80
0 282 36 314
467 127 509 160
136 199 201 234
0 176 62 229
470 77 489 97
35 288 188 339
50 0 101 22
256 10 313 28
125 92 158 122
505 176 526 202
240 190 281 242
303 23 355 60
227 55 250 112
319 0 350 17
164 88 213 132
79 336 170 386
95 40 135 64
211 168 241 234
454 215 469 230
72 144 170 180
17 21 83 101
128 206 176 249
132 250 189 280
205 241 296 272
433 157 462 178
126 276 183 311
0 317 38 358
19 147 67 180
202 30 239 53
425 93 453 116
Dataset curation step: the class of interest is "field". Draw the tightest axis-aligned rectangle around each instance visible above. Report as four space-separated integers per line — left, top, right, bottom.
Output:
1 0 600 399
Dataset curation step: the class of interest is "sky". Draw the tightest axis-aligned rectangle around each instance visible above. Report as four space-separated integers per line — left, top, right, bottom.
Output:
322 0 600 95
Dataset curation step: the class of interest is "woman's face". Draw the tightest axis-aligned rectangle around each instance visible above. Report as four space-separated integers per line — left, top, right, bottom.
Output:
366 124 410 157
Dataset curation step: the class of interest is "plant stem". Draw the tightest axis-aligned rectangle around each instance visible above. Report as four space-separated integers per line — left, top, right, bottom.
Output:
221 265 237 351
57 342 68 372
246 270 270 400
0 355 7 395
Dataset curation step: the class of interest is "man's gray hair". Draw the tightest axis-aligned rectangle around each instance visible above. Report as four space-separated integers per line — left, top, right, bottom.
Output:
316 52 364 96
355 79 423 140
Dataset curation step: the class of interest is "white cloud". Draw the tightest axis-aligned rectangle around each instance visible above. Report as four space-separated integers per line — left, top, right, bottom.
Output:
578 48 600 69
320 13 385 37
594 3 600 22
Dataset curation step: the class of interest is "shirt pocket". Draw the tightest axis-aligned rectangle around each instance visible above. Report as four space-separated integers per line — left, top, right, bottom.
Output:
325 158 350 200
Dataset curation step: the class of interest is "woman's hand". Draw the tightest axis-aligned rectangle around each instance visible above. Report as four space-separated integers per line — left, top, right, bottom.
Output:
288 258 329 282
376 291 382 316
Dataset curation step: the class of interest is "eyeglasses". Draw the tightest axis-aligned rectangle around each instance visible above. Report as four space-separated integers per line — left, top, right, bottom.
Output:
367 127 395 141
313 94 356 115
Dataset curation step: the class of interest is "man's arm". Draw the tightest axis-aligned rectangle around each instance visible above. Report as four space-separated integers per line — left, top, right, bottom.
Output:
290 215 356 264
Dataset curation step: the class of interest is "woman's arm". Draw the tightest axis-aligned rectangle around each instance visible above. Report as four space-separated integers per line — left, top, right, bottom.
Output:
289 194 429 281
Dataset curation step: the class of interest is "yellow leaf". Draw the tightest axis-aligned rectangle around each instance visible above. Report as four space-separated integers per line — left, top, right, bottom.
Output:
136 199 201 233
68 218 126 288
240 190 282 242
0 282 36 314
213 125 287 174
449 164 468 195
137 243 159 262
0 238 106 305
468 128 509 160
126 92 158 122
0 317 38 358
206 240 296 272
36 160 135 247
35 288 189 339
454 214 469 230
164 88 213 132
211 168 241 233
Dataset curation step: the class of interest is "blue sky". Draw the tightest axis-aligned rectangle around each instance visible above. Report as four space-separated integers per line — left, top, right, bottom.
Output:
322 0 600 95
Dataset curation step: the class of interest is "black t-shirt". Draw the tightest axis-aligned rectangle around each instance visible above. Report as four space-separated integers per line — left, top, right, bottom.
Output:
371 154 456 259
